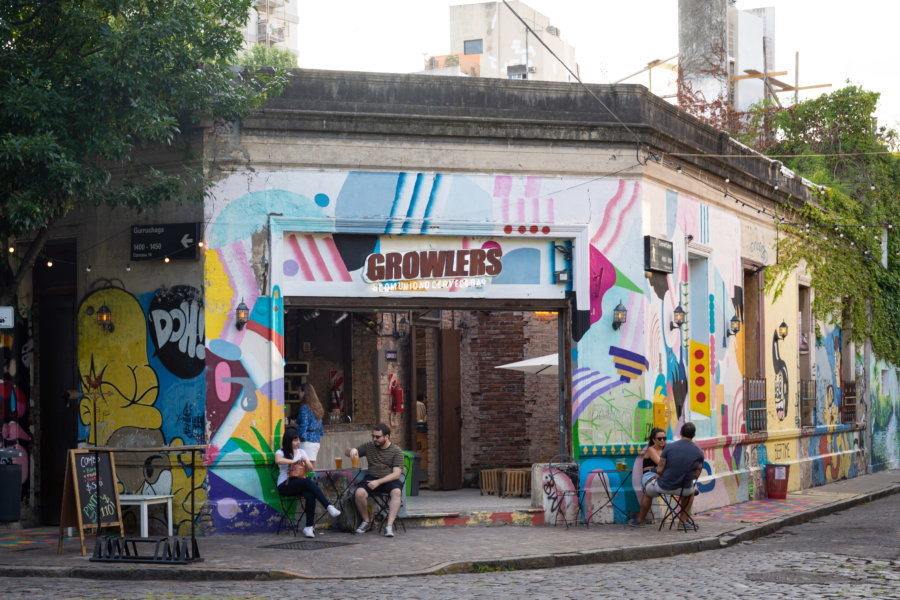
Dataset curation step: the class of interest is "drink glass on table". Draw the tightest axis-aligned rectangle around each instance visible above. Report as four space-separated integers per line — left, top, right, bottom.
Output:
335 457 343 469
352 455 359 469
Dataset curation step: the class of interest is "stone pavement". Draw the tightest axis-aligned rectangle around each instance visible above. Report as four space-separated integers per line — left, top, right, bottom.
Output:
1 469 898 581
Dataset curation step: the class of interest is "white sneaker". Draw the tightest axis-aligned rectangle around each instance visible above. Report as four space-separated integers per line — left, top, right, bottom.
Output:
384 525 394 537
354 521 371 534
302 526 315 538
327 505 341 518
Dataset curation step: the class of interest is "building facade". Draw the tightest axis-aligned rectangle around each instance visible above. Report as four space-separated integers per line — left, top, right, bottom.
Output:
4 70 898 533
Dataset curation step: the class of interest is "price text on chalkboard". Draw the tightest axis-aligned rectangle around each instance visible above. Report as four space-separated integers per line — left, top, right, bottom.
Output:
58 449 122 556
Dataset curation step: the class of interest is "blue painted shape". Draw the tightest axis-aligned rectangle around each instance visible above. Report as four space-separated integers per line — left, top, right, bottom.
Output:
493 248 541 284
335 171 402 222
209 338 242 362
666 189 679 238
208 190 328 248
444 174 495 221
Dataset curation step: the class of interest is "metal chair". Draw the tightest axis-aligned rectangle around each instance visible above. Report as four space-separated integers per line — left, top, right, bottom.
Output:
368 470 407 534
657 471 699 532
271 464 303 535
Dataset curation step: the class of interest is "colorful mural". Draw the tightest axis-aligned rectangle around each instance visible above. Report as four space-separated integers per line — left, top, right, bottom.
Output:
76 286 207 534
0 326 32 501
870 358 900 471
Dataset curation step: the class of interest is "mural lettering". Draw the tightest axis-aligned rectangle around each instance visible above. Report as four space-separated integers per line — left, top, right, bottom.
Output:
149 286 205 379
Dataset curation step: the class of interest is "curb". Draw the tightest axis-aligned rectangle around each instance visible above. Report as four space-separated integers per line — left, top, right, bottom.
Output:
3 483 898 580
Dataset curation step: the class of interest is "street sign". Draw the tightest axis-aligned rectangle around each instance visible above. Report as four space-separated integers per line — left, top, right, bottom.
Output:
130 223 200 261
644 235 674 274
0 306 13 329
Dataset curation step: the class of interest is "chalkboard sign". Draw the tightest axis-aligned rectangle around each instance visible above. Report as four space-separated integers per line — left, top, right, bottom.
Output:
57 449 123 556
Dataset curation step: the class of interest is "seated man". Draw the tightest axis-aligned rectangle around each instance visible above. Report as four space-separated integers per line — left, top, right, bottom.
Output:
628 421 704 527
346 422 404 537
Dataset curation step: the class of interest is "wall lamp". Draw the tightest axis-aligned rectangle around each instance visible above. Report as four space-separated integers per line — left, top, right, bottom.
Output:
612 300 627 330
96 304 114 333
670 304 686 330
458 321 468 339
235 299 249 330
778 320 788 340
727 315 741 337
395 315 410 339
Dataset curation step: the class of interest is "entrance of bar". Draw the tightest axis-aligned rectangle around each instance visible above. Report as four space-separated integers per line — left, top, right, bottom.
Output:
281 301 569 497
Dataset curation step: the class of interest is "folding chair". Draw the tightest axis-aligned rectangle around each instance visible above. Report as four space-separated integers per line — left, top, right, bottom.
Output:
543 455 584 528
271 465 303 535
657 471 699 532
369 470 407 535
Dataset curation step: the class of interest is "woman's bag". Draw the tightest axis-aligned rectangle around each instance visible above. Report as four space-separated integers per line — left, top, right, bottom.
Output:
288 459 304 480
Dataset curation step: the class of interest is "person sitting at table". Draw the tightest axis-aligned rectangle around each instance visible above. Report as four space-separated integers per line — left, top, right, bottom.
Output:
345 422 404 537
275 428 341 538
641 427 667 490
628 422 704 528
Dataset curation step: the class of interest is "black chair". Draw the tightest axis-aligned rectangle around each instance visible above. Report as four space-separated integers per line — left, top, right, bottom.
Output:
544 454 584 528
368 470 407 535
271 465 303 535
657 471 699 532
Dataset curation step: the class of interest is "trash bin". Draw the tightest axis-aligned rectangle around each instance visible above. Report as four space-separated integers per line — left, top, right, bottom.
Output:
0 463 22 522
402 451 422 496
765 463 790 499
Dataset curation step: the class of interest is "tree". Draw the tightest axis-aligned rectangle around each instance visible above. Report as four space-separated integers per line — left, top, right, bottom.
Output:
237 44 297 69
0 0 286 305
741 86 900 362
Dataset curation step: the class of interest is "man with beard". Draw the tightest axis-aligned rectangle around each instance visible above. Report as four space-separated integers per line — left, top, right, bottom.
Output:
346 423 404 537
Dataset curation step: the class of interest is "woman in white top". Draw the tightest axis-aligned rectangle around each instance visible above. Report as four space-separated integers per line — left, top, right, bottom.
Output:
275 428 340 537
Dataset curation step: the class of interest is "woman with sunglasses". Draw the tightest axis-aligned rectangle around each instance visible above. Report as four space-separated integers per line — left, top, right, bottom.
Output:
641 427 667 490
275 428 341 538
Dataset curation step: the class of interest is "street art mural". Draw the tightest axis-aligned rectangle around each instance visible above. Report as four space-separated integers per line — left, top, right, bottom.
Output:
0 328 32 501
76 286 207 534
870 358 899 471
814 325 842 427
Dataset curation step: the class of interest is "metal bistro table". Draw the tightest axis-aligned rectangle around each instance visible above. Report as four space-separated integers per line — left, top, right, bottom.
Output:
585 468 634 525
313 467 366 529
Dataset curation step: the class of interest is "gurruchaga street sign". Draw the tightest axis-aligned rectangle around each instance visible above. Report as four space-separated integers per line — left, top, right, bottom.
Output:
131 223 200 261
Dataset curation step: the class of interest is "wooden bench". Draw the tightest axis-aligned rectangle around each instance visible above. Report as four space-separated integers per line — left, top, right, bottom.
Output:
501 468 532 497
479 468 502 495
118 494 174 538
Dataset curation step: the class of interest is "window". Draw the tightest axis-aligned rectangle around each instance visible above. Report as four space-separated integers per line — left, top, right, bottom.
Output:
464 39 483 55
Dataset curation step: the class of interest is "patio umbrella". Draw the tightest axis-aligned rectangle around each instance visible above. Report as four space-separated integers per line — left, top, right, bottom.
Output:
494 353 558 376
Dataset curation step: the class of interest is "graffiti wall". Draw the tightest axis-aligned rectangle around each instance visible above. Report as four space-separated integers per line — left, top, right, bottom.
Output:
0 323 33 503
870 357 900 471
76 285 207 534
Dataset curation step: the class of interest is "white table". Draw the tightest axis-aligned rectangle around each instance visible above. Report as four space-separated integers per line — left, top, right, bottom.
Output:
118 494 174 538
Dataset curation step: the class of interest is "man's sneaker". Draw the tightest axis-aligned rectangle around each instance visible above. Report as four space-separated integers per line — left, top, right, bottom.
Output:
327 505 341 518
302 526 315 538
384 525 394 537
354 521 371 534
626 518 646 527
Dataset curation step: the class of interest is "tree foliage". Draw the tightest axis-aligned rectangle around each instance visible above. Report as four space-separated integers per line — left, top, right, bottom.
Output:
0 0 286 301
740 86 900 362
237 44 297 69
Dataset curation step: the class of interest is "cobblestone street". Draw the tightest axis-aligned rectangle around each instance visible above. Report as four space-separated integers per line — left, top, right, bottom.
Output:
3 494 898 600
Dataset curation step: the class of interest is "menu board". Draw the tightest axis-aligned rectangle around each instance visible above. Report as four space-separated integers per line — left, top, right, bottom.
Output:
57 449 123 556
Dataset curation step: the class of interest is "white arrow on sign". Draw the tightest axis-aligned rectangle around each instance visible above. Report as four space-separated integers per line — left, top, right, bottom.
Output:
181 233 194 248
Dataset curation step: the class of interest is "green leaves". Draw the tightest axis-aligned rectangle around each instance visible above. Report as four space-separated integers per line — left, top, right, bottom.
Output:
753 86 900 362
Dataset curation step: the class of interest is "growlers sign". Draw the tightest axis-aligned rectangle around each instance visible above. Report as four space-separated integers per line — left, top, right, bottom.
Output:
364 248 502 286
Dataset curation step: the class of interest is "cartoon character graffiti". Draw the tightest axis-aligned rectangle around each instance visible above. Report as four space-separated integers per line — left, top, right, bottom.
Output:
772 331 789 421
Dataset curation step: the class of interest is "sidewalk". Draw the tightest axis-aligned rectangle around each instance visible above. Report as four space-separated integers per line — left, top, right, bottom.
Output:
2 469 898 580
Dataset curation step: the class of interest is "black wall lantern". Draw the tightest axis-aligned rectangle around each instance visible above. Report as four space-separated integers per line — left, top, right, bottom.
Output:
727 315 741 337
235 299 250 330
778 320 788 340
670 304 686 330
612 300 627 330
96 304 114 333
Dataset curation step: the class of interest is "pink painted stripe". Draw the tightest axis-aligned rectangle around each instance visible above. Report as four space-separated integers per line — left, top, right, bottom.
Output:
547 197 555 223
303 235 332 282
602 181 640 256
287 234 315 280
502 197 510 222
532 196 540 223
591 180 626 245
517 197 525 222
322 237 352 281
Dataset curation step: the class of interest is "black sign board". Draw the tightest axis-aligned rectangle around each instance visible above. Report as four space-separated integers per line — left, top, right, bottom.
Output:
58 449 122 556
644 235 674 273
131 222 200 261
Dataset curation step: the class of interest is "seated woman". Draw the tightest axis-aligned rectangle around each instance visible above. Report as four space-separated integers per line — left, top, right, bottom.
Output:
275 428 341 538
641 427 667 490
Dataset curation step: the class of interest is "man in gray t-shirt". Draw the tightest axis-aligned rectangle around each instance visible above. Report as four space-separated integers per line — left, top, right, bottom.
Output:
629 422 704 527
346 423 404 537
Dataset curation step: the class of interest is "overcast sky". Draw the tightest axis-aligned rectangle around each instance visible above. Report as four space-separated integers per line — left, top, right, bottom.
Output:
294 1 899 130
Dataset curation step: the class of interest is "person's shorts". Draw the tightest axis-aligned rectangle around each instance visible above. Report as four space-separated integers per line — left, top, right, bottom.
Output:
357 477 403 497
641 470 659 490
299 441 320 461
643 476 696 498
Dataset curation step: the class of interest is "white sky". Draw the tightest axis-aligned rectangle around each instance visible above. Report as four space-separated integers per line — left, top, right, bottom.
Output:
294 1 899 130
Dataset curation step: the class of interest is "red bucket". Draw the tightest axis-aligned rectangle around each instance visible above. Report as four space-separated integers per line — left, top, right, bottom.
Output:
765 463 790 499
